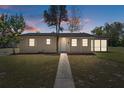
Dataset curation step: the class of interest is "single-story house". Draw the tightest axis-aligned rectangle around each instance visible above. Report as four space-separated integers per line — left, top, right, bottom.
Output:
18 33 108 54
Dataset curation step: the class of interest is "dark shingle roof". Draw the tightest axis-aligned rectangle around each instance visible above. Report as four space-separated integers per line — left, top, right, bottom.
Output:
21 33 94 37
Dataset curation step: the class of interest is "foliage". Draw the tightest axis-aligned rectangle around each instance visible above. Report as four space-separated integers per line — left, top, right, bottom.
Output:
121 35 124 47
43 5 68 33
91 22 124 46
68 6 81 32
0 14 25 48
43 5 68 52
91 26 105 36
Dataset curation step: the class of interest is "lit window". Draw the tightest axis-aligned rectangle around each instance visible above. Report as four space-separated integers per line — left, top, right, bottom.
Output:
46 39 51 45
101 40 107 51
91 40 93 51
71 39 77 46
94 40 100 51
29 38 35 46
82 39 88 46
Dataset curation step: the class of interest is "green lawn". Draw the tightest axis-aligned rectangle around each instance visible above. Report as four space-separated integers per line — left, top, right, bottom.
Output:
96 47 124 63
69 47 124 88
0 54 59 88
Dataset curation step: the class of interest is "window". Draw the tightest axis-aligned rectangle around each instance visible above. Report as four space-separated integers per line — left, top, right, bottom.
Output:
101 40 107 51
82 39 88 46
29 38 35 46
46 39 51 45
91 40 93 51
94 40 100 51
71 39 77 46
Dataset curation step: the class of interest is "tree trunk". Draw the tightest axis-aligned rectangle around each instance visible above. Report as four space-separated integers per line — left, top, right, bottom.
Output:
56 25 59 53
56 13 61 53
12 47 15 55
56 35 59 53
12 42 16 55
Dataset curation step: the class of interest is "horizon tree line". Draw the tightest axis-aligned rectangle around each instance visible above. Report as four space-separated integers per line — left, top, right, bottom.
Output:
91 22 124 47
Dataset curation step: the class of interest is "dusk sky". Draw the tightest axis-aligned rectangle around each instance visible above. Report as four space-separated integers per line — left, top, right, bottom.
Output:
0 5 124 34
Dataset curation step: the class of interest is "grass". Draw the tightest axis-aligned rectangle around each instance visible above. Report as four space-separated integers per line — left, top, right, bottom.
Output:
69 47 124 88
0 54 59 88
96 47 124 63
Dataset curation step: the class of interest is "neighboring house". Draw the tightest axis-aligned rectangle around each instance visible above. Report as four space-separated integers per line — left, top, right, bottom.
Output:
18 33 108 53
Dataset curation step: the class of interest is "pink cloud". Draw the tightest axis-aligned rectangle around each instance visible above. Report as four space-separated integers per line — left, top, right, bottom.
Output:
25 24 40 32
24 20 42 33
26 20 41 26
0 14 2 17
0 5 11 9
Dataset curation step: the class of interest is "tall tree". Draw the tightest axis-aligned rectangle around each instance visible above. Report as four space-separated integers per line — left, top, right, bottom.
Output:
43 5 68 52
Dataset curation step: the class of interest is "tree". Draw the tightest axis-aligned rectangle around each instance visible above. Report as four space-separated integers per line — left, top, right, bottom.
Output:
91 26 104 36
10 14 25 53
121 34 124 47
68 6 81 32
9 14 25 54
43 5 68 52
9 14 25 35
0 14 25 54
104 22 124 46
91 22 124 47
0 14 10 48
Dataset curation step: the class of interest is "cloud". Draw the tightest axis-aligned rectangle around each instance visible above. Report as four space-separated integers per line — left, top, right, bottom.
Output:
25 24 40 32
61 21 68 25
0 5 11 9
26 20 41 26
82 18 92 24
0 14 2 17
0 5 33 12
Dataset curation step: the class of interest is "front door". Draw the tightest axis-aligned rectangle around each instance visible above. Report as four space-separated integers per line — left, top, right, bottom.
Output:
60 37 67 52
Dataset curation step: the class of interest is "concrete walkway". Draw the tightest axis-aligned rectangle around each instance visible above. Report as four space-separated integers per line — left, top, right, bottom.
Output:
54 53 75 88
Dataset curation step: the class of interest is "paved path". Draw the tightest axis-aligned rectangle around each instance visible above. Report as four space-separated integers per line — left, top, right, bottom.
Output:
54 53 75 88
